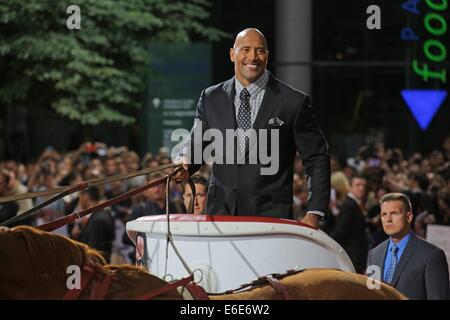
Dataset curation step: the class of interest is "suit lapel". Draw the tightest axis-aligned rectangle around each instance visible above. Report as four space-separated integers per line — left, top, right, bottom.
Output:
391 234 417 286
378 240 390 277
221 78 239 162
221 78 237 130
252 74 281 130
246 75 281 157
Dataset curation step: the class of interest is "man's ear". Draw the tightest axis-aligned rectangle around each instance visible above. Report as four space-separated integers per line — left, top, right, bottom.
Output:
230 48 235 63
406 211 413 224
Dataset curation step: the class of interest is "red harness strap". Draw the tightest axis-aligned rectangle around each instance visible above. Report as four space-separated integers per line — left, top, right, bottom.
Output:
183 281 210 300
89 273 113 300
63 265 95 300
62 264 113 300
63 266 206 300
135 274 195 300
220 268 302 300
262 276 292 300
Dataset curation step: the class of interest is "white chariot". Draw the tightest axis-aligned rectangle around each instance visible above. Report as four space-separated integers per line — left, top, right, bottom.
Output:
126 214 355 293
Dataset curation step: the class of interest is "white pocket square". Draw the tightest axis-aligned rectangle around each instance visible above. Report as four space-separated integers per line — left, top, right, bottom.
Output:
268 117 284 127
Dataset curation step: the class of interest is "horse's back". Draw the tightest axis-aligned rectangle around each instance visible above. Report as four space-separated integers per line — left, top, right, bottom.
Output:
210 269 407 300
285 269 406 300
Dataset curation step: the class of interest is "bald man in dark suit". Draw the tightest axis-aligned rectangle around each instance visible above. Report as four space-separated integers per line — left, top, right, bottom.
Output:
176 28 330 228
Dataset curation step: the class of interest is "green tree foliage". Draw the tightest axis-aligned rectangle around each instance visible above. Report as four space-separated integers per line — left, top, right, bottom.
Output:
0 0 227 125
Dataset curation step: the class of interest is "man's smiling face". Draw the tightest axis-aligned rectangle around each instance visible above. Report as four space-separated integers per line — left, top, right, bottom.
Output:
230 29 269 86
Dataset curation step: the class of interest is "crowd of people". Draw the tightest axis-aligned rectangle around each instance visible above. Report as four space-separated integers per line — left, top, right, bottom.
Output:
0 142 209 263
1 136 450 269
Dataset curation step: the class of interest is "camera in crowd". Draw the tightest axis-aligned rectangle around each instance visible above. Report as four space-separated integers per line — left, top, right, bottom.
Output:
80 142 108 164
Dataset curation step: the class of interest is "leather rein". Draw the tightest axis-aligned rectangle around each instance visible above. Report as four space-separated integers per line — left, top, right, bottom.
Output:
210 267 305 300
0 163 181 228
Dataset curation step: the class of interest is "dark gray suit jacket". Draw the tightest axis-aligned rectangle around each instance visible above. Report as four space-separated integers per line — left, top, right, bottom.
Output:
186 73 330 219
367 233 449 300
330 195 368 273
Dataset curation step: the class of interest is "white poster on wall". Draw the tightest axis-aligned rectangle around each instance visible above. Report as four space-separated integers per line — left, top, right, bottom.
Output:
426 224 450 273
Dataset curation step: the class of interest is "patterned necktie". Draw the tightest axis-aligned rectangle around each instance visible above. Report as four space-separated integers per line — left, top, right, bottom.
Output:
237 88 251 154
385 245 399 284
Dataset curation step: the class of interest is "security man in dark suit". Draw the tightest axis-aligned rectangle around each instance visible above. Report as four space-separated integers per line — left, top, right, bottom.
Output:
330 174 369 274
176 28 330 228
367 193 449 300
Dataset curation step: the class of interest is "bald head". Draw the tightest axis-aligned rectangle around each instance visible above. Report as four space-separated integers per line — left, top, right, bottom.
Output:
233 28 268 50
230 28 269 86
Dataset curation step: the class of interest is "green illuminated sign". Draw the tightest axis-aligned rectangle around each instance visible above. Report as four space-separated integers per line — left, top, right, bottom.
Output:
404 0 448 83
401 0 448 130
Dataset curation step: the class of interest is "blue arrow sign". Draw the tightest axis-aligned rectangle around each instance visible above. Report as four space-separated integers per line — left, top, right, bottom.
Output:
401 89 448 130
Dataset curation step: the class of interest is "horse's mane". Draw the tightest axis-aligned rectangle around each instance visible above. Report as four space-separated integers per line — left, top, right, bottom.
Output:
11 226 107 277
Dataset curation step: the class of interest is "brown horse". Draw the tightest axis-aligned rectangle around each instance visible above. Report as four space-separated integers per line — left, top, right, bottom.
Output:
0 226 182 299
0 226 406 300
